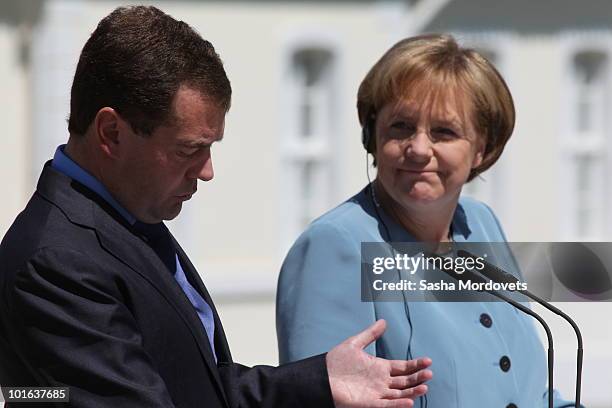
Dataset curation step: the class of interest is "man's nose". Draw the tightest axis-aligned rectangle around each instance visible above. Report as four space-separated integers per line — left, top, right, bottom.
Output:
198 156 214 181
188 151 214 182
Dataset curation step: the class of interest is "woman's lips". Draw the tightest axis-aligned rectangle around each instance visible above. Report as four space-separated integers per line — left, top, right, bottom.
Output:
398 169 438 174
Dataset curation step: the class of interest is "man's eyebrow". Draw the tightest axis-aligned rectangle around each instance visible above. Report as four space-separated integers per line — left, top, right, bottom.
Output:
179 136 224 147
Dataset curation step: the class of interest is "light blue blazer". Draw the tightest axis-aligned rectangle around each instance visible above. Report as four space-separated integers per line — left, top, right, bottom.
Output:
277 186 575 408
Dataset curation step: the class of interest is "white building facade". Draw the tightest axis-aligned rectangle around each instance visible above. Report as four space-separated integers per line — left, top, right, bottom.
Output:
0 0 611 406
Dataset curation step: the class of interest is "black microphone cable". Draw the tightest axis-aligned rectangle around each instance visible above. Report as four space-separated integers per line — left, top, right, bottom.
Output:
426 253 555 408
458 249 583 408
365 152 427 408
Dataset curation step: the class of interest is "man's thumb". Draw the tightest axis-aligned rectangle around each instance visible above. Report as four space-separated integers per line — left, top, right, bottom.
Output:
347 319 386 349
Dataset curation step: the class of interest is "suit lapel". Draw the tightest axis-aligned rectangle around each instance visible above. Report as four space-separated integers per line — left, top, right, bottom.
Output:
93 207 229 406
36 164 229 406
173 240 233 363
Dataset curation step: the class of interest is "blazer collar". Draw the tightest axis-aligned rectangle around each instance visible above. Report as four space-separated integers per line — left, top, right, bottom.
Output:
173 241 233 363
36 163 230 406
358 184 472 242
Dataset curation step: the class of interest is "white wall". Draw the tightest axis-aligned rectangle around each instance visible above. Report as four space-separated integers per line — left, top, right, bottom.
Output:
0 25 29 235
1 1 611 406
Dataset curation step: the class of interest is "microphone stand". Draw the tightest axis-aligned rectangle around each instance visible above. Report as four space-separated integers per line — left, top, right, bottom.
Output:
426 254 554 408
458 249 583 408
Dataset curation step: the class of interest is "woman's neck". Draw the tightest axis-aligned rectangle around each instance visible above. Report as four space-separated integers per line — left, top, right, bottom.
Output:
373 179 458 242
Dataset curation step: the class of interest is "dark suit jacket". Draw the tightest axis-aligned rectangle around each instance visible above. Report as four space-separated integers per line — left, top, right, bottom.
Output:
0 163 334 408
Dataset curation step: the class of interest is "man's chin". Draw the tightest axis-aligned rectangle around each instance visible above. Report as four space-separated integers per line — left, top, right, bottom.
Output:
168 204 183 220
157 202 183 222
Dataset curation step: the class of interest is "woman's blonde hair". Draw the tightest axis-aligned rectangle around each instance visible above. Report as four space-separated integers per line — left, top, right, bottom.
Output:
357 33 515 181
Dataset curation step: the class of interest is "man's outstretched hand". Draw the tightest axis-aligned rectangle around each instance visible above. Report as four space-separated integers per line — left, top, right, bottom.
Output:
326 320 432 408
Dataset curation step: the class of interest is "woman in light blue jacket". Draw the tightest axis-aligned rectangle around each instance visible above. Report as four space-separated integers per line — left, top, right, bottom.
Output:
277 34 575 408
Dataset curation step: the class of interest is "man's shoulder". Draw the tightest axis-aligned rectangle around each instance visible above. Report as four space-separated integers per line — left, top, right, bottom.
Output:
0 191 99 275
1 164 126 261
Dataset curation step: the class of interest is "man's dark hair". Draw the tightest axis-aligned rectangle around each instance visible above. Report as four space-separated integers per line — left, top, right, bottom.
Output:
68 6 231 136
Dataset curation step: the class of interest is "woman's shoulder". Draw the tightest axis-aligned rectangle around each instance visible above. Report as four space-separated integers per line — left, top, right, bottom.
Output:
298 187 381 242
456 195 507 242
457 195 496 218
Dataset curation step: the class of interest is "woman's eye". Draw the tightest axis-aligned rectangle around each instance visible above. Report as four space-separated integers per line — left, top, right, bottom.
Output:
390 121 414 130
432 127 458 138
389 122 417 137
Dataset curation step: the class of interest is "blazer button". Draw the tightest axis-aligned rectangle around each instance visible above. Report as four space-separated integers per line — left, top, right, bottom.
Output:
479 313 493 328
500 355 511 372
506 404 518 408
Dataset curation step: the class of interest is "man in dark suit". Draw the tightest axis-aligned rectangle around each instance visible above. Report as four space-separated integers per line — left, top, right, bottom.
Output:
0 6 431 408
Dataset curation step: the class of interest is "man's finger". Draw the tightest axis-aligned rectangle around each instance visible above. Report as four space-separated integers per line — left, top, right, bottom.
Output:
389 357 432 376
389 370 433 389
375 398 414 408
345 319 386 349
384 384 429 400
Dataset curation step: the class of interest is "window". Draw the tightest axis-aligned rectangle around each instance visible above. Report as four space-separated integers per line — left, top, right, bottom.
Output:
281 46 337 243
565 50 609 240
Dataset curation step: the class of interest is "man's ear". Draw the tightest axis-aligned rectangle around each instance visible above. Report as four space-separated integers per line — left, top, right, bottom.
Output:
94 107 128 159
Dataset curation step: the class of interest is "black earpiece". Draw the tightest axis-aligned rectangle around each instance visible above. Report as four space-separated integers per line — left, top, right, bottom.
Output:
361 114 375 153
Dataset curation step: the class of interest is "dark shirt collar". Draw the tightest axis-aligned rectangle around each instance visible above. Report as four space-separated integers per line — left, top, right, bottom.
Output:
360 183 471 242
51 144 136 224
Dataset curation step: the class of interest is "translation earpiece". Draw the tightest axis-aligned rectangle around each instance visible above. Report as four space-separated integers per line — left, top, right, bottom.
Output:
361 115 376 153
